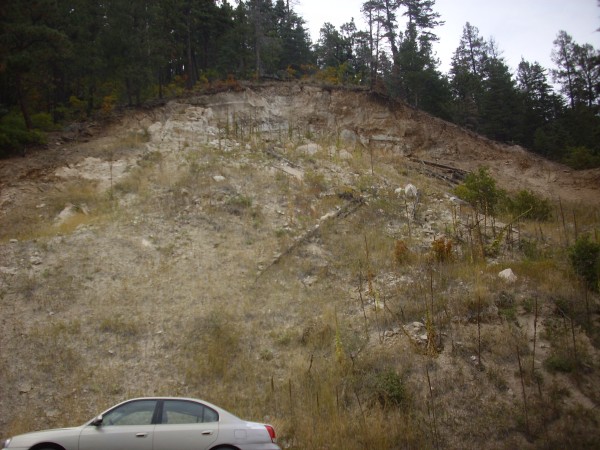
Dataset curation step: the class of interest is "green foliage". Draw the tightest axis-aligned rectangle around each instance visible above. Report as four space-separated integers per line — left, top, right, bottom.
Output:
304 170 328 194
454 167 503 216
568 235 600 292
544 353 576 373
504 189 552 221
374 369 407 408
0 0 597 165
30 113 58 131
563 146 600 170
224 194 253 216
0 112 46 157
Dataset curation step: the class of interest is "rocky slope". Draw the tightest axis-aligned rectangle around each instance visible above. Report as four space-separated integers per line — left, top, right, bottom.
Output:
0 82 599 449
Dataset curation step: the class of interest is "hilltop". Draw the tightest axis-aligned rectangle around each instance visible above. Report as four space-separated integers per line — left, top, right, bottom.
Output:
1 83 599 449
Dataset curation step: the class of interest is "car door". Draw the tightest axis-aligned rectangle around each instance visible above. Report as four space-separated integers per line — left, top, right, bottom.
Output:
152 399 218 450
79 399 157 450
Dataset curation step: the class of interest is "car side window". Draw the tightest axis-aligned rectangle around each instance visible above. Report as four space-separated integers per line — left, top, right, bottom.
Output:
161 400 218 424
102 400 157 426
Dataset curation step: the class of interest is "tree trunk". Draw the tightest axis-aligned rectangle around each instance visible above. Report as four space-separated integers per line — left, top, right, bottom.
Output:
185 10 194 90
158 69 163 99
15 75 33 130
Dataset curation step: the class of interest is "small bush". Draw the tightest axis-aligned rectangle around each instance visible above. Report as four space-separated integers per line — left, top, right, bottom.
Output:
544 354 576 373
224 194 253 215
0 112 46 157
519 239 546 260
569 234 600 292
504 189 552 221
374 370 406 408
431 237 452 263
31 112 58 131
304 170 328 194
454 167 503 216
563 146 600 170
394 240 410 265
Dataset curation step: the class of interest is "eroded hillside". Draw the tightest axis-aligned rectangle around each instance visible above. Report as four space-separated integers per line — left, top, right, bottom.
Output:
1 83 599 449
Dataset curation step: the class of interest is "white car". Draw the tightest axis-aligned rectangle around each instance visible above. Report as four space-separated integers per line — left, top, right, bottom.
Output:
2 397 280 450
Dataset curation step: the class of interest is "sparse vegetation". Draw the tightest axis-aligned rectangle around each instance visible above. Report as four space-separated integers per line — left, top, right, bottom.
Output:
569 234 600 292
1 87 599 450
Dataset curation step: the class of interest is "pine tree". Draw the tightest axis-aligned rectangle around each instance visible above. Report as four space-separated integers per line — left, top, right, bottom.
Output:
393 0 445 110
0 0 69 128
552 30 600 109
516 59 564 149
449 22 488 129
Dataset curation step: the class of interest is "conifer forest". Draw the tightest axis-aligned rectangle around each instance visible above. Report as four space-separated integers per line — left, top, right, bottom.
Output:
1 0 599 166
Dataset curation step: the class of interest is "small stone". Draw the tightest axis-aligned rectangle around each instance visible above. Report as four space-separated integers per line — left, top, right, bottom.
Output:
297 143 321 156
30 256 43 266
498 268 517 283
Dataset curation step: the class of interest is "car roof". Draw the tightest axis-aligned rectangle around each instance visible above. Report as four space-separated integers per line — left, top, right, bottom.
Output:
96 397 240 421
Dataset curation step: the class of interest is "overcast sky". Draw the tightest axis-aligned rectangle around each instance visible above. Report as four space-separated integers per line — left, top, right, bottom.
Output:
295 0 600 73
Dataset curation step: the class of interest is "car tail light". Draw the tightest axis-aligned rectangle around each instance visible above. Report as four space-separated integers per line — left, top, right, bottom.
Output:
265 424 276 442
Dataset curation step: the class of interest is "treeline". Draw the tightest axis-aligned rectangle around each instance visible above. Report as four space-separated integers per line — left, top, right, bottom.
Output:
1 0 599 168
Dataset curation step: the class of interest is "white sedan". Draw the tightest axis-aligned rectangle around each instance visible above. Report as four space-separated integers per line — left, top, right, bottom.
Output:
2 397 280 450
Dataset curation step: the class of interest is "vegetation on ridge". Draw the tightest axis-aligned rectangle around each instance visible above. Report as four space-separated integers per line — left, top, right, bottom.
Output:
1 0 599 167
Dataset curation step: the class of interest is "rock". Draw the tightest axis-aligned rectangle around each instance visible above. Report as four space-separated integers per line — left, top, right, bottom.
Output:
30 256 43 266
302 275 318 286
449 195 468 206
403 322 427 343
55 203 88 226
498 268 517 283
212 175 226 182
338 149 352 160
404 183 418 198
18 383 32 394
339 129 357 146
297 143 321 156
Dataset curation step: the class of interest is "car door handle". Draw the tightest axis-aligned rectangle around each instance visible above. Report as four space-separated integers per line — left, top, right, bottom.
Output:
201 431 213 435
136 432 149 438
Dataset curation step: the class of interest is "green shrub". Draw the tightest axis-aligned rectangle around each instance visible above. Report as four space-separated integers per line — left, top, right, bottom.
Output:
31 112 58 131
225 194 253 215
304 170 328 194
454 167 503 216
504 189 552 221
0 112 46 157
569 235 600 292
374 369 406 408
563 146 600 170
544 353 575 373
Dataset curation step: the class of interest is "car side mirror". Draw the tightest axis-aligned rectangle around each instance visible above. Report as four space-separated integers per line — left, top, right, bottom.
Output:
91 415 103 427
